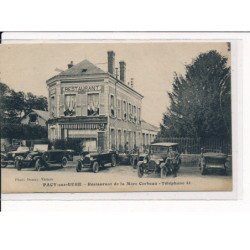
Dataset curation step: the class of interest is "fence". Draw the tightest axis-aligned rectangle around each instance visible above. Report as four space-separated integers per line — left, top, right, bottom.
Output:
155 137 231 155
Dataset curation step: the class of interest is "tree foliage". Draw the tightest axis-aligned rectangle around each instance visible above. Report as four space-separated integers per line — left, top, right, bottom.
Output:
0 82 48 123
160 50 231 139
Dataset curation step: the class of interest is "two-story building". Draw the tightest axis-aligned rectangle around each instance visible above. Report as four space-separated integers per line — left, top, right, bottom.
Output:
46 51 144 152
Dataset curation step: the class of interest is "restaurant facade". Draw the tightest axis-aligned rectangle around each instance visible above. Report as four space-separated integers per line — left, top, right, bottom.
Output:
46 51 156 152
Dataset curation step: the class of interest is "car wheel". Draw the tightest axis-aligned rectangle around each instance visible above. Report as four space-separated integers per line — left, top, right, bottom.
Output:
1 162 7 168
76 161 82 172
15 160 22 170
137 164 144 178
35 159 43 171
61 157 68 168
92 162 100 173
111 154 116 167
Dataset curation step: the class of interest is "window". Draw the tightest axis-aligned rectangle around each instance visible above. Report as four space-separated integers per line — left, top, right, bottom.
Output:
117 99 121 119
51 96 55 116
133 105 137 123
138 107 141 124
123 101 127 120
110 95 115 117
128 103 132 122
87 93 99 116
64 94 76 116
29 114 37 123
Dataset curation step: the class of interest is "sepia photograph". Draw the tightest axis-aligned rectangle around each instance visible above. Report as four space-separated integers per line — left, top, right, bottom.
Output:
0 41 233 193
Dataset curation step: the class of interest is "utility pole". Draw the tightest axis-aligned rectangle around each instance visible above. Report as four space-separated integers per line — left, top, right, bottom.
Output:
115 67 118 151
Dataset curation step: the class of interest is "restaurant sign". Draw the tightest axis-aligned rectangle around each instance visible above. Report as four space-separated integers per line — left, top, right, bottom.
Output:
62 84 104 94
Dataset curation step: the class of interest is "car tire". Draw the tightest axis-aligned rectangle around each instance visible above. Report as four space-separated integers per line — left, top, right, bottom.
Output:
35 159 43 171
137 164 144 178
76 161 82 172
92 161 100 173
1 162 7 168
61 157 68 168
15 160 22 171
111 154 116 167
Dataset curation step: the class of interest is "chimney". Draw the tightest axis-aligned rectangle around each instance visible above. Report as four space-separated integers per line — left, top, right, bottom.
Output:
107 51 115 75
130 78 134 88
68 61 73 69
119 61 126 83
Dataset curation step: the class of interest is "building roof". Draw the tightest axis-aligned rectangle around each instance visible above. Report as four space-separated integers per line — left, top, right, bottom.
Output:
141 120 159 132
31 109 49 121
59 59 105 76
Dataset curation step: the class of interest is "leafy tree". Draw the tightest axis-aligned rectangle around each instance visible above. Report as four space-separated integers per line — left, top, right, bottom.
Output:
160 50 231 140
0 82 48 123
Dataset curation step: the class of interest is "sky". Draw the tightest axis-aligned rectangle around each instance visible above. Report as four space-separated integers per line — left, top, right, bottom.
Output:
0 42 230 126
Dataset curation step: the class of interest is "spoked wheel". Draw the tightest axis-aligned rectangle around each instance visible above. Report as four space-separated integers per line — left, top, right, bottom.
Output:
35 159 43 171
137 164 144 178
76 161 82 172
1 162 7 168
92 161 100 173
15 160 22 171
61 157 68 168
111 154 116 167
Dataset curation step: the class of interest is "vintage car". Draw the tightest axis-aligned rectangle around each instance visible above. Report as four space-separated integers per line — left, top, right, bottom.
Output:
199 149 228 175
137 142 181 178
1 146 30 168
16 149 74 171
118 150 145 167
76 151 117 173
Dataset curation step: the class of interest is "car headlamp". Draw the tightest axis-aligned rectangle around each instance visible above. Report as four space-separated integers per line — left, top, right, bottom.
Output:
143 159 147 164
12 153 15 157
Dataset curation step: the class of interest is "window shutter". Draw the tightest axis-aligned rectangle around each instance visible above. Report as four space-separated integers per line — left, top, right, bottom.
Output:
59 95 64 116
99 93 105 115
76 94 81 116
81 94 87 116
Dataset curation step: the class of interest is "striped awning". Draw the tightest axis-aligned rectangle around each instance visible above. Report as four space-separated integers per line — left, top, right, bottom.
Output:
60 123 105 130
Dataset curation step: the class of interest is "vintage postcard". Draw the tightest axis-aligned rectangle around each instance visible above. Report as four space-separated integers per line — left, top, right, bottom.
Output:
0 40 236 195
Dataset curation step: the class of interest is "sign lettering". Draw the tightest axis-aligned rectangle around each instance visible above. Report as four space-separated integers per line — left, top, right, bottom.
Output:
62 85 103 93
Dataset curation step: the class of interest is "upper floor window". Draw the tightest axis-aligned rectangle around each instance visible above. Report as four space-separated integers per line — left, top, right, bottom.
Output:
110 95 115 117
123 101 127 120
138 107 141 124
88 93 99 116
117 99 121 119
64 94 76 116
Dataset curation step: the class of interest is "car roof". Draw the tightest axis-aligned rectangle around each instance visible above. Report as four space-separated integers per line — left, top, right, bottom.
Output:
150 142 179 147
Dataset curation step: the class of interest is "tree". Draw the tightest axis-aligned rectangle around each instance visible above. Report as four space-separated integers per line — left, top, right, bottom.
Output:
160 50 231 140
0 82 48 123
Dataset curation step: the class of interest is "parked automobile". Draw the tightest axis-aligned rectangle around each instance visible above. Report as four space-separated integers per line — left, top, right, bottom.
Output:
76 151 117 173
1 146 30 168
137 142 181 178
199 149 228 175
118 150 140 166
16 149 74 171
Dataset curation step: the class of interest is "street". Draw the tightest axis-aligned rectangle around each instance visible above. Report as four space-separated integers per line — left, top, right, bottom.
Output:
1 160 232 193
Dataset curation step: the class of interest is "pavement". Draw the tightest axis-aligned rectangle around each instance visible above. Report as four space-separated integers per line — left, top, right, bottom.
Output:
1 160 233 193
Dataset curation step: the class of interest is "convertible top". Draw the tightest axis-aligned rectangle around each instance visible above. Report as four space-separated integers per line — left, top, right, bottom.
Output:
150 142 178 147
